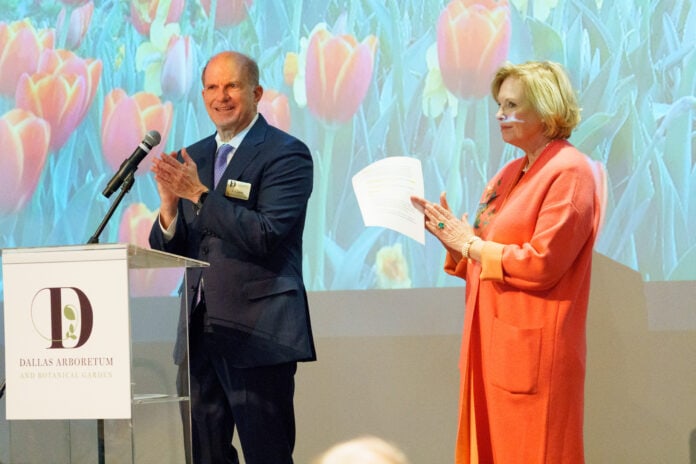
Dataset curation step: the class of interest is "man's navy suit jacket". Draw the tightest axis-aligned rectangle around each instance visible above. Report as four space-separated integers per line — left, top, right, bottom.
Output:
149 115 316 368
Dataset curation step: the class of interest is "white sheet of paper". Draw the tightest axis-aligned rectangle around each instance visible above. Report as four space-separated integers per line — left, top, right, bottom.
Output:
352 156 425 244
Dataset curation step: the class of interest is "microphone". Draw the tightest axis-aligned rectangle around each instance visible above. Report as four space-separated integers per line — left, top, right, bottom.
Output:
102 130 162 198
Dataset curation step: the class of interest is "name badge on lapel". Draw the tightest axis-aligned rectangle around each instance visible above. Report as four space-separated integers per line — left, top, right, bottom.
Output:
225 179 251 200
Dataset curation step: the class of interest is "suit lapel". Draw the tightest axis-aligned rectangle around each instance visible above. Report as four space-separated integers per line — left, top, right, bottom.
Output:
223 115 268 183
190 135 217 190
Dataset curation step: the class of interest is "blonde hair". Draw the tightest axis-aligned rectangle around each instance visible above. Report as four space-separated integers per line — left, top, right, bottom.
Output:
491 61 581 139
314 436 410 464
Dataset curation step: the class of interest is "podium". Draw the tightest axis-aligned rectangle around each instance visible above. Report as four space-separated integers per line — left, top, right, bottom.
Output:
1 244 207 463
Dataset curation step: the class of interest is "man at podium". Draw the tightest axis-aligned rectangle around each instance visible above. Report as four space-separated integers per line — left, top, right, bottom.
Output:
149 50 316 464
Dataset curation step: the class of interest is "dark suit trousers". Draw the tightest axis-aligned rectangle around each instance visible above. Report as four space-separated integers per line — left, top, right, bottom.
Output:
188 303 297 464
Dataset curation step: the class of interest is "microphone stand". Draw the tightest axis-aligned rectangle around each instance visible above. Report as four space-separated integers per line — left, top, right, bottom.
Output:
87 171 136 244
87 171 135 464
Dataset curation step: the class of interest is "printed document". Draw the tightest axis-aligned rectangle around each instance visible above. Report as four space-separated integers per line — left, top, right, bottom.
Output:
352 157 425 244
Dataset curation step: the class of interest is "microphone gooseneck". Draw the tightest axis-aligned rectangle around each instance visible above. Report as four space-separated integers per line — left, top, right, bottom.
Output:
102 130 162 198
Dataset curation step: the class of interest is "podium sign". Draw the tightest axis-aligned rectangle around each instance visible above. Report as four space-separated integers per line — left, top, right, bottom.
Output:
1 243 207 462
3 246 133 419
3 249 131 420
2 244 206 423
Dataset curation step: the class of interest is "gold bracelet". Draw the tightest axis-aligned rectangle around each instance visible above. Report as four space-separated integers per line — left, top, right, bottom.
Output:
461 236 481 260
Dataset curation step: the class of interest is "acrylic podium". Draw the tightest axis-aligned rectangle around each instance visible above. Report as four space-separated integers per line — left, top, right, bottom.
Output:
1 243 208 463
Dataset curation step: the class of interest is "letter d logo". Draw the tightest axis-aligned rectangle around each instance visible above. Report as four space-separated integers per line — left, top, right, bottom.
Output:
32 287 94 349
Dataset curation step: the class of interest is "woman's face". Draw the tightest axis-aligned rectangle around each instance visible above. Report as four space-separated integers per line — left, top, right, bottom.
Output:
495 76 546 152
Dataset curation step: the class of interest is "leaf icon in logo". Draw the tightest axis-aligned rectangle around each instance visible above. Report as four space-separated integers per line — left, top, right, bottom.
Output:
64 305 78 340
63 304 76 320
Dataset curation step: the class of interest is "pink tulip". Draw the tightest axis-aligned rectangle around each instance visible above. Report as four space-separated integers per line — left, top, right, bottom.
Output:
0 109 51 213
437 0 511 99
56 1 94 50
200 0 253 28
101 89 173 175
258 89 291 133
305 27 378 124
160 35 194 101
0 19 55 95
130 0 184 36
118 203 182 297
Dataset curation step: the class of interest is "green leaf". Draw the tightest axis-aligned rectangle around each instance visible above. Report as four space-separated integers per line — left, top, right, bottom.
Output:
64 305 76 321
528 18 564 62
571 112 617 155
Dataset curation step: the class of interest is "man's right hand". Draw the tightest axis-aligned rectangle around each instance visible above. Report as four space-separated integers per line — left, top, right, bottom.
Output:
151 150 181 229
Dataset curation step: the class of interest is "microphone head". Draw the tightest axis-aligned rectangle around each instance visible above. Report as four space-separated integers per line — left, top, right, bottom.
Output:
144 130 162 148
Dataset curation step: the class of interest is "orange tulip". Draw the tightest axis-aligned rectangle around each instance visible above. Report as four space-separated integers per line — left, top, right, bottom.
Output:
118 203 182 297
0 109 51 213
101 88 173 175
0 19 55 95
437 0 511 99
16 73 88 152
57 1 94 50
15 49 101 151
130 0 184 36
375 243 412 289
305 26 378 124
258 89 291 133
200 0 253 28
37 49 101 112
283 52 298 87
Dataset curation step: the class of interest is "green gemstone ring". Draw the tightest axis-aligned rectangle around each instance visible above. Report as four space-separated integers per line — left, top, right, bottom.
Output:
437 222 445 230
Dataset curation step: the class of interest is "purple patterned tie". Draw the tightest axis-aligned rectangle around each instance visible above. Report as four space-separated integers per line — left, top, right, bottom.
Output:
214 144 233 187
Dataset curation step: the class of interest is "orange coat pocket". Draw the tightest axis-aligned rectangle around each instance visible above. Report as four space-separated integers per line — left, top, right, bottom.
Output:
489 317 542 394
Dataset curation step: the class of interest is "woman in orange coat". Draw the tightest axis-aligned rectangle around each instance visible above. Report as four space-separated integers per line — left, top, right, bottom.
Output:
412 61 605 463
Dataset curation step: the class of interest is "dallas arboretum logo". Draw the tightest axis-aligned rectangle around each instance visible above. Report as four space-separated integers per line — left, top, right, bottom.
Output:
32 287 94 349
19 287 114 373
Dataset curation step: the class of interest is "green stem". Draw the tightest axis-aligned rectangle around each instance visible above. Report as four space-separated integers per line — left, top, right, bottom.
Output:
309 126 336 290
437 104 468 288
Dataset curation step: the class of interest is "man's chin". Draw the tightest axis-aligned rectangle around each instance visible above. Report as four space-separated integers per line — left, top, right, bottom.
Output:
213 120 238 132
